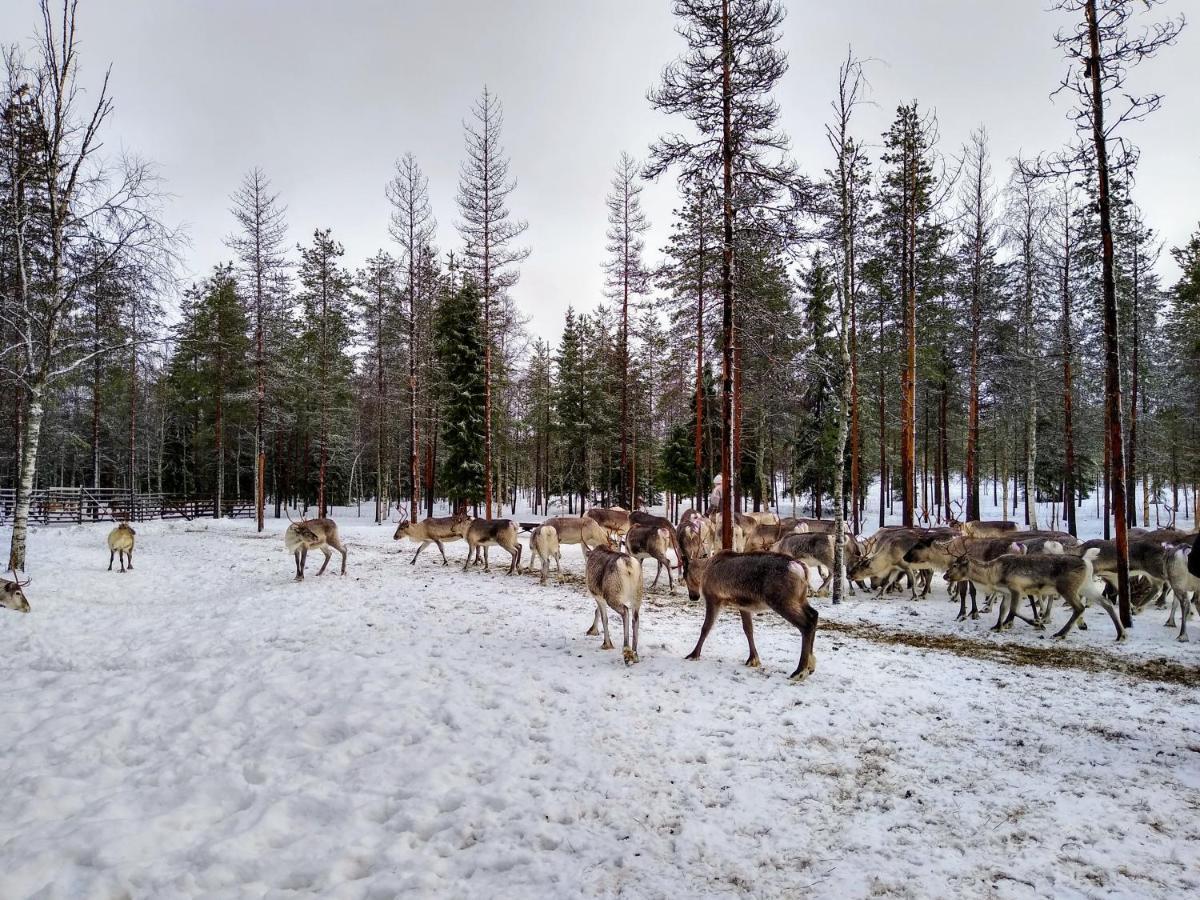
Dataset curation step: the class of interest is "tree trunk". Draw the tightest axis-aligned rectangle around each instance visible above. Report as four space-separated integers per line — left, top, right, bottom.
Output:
718 0 735 550
8 383 45 573
1085 0 1131 626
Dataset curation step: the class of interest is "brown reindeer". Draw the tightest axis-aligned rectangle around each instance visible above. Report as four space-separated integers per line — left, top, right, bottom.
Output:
464 518 523 575
584 546 643 664
284 514 348 581
1 574 31 613
629 510 685 569
106 522 136 573
961 520 1018 538
686 551 819 682
543 515 611 554
626 524 676 593
585 507 632 543
393 511 471 565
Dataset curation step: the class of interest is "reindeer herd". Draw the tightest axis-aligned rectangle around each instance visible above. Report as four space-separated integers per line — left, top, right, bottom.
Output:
3 505 1198 684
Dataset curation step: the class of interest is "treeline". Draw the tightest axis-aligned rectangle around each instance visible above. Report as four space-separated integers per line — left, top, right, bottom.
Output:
3 1 1198 573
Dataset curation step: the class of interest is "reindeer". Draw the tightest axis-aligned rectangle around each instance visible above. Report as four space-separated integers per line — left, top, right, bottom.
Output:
106 522 137 573
677 514 716 567
543 515 612 554
1078 538 1174 611
626 524 676 593
686 551 818 682
905 535 1053 620
527 523 562 585
945 548 1115 639
583 546 643 664
629 510 685 569
1 574 31 613
961 520 1018 538
1164 544 1199 641
464 518 522 575
585 507 632 544
284 513 348 581
393 511 471 565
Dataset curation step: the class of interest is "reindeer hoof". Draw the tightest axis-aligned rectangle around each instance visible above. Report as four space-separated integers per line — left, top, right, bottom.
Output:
1115 632 1127 642
623 649 639 665
746 657 761 668
1077 621 1088 631
1177 633 1189 643
685 651 701 661
955 613 966 622
601 640 615 651
586 626 599 636
294 576 304 582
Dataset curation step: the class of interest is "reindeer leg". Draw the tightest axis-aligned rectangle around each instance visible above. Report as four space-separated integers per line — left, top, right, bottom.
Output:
686 597 719 660
664 554 675 594
108 550 115 571
650 558 662 587
1178 592 1192 642
300 547 308 579
293 550 303 581
597 600 614 650
127 549 133 571
1052 597 1087 640
462 543 474 572
740 611 761 668
620 605 637 664
509 544 521 575
316 547 332 576
992 590 1010 632
1091 592 1126 642
780 601 819 681
632 606 641 657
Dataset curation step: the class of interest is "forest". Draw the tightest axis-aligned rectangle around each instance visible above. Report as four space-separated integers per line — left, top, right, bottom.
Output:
1 0 1196 570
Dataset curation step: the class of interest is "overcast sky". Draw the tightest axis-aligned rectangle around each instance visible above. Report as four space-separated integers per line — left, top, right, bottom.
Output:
2 0 1196 342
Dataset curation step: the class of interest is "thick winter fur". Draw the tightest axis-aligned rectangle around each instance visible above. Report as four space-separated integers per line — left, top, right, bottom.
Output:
771 533 835 592
393 513 471 565
542 516 611 553
1164 545 1199 641
626 524 676 593
583 546 643 663
945 548 1117 640
848 529 929 598
907 535 1047 620
464 518 523 574
584 507 631 542
677 515 717 566
527 524 562 585
106 522 137 573
1078 538 1173 610
284 518 347 581
686 551 818 682
779 517 836 535
961 520 1018 538
1 576 31 613
629 511 685 568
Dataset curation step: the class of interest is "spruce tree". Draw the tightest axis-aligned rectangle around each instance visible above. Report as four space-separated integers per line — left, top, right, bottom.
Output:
434 278 486 509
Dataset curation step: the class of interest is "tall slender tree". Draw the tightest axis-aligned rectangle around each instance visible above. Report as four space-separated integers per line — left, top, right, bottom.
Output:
227 168 289 531
456 87 529 519
388 153 437 521
603 152 651 507
647 0 799 548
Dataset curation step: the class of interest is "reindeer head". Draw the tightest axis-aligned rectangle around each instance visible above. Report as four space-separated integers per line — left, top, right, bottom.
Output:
285 510 322 548
2 575 31 614
392 511 411 541
944 554 971 583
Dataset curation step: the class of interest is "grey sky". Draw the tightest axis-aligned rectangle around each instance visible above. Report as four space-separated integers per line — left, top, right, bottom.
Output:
2 1 1196 342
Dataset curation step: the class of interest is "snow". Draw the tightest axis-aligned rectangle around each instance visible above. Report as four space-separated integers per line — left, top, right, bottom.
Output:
2 513 1199 898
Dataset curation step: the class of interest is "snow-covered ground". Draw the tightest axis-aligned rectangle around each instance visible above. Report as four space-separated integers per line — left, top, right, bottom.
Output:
2 515 1199 898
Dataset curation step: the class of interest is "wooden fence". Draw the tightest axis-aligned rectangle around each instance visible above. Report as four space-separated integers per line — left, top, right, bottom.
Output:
0 488 254 524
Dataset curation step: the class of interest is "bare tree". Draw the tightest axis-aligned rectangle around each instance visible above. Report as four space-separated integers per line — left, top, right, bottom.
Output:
958 129 995 523
2 1 175 571
227 167 289 532
824 48 868 602
456 87 528 519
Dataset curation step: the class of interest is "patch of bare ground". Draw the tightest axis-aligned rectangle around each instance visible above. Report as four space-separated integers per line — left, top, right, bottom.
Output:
816 618 1199 686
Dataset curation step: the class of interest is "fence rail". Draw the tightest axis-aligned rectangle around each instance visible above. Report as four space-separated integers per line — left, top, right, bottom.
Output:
0 488 255 525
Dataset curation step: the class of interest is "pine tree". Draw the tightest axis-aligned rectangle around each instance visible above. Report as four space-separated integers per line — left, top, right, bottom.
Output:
297 229 354 517
456 87 529 518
